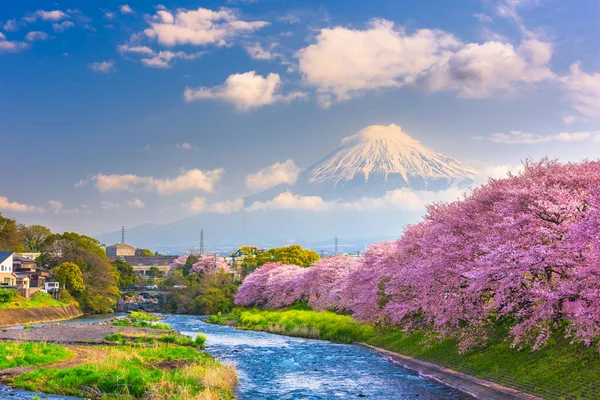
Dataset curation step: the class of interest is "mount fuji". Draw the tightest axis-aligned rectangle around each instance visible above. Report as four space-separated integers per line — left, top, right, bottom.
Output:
250 124 477 202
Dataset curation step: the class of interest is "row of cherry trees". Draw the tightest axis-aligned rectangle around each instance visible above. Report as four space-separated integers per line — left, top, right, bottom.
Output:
235 159 600 351
169 254 230 275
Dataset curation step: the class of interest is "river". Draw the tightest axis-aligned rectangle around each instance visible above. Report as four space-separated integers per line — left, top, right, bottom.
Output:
1 313 469 399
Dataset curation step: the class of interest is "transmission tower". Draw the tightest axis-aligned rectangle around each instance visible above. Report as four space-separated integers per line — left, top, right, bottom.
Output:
200 229 204 255
121 226 125 244
334 236 338 255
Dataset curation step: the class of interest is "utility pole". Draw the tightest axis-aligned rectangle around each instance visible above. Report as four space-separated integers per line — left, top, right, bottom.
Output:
213 253 217 272
334 236 338 255
200 229 204 255
121 226 125 244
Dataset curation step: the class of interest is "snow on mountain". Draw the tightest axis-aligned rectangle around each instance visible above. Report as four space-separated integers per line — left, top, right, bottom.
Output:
303 124 477 187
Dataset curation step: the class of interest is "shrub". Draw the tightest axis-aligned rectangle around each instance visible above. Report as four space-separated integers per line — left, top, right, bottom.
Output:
0 289 16 304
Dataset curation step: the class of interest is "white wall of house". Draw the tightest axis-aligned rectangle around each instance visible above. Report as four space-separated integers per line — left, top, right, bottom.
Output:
0 253 13 273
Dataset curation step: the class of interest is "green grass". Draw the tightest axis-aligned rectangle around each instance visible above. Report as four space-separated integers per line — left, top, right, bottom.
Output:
112 312 171 331
368 327 600 400
104 332 207 349
9 343 237 400
0 291 69 310
0 342 72 369
232 308 375 343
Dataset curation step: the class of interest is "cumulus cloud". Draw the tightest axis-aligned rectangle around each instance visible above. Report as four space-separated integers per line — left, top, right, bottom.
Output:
485 130 600 144
120 5 135 15
0 196 44 213
48 200 63 214
118 44 204 68
296 19 554 107
53 21 74 32
0 36 28 53
24 10 69 23
25 31 50 41
3 19 19 32
176 142 193 150
562 62 600 117
184 71 306 110
127 199 145 208
208 198 244 213
245 159 300 191
88 60 116 73
186 196 207 213
82 168 224 195
48 200 88 214
246 192 331 212
143 7 268 47
245 42 276 60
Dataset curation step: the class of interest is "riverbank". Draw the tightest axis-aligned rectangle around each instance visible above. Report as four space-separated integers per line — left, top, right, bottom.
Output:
209 307 599 400
0 313 237 399
0 303 82 328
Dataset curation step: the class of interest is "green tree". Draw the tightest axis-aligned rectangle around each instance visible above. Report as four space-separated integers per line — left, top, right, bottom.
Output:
0 214 23 251
243 245 320 275
18 224 51 252
111 259 136 288
148 266 164 278
53 262 86 295
183 254 199 276
135 248 154 256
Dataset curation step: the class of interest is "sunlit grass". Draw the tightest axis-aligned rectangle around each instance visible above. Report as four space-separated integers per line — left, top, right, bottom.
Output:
0 342 72 369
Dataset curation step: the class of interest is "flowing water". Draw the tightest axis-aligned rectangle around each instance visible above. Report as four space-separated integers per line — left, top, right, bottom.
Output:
1 313 469 399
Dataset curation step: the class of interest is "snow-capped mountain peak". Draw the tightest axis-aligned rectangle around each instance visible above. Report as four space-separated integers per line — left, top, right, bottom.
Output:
303 124 477 186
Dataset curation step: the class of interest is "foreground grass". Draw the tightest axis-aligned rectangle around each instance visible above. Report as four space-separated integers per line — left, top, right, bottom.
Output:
0 342 72 369
216 307 374 343
8 342 237 400
369 327 600 400
0 291 69 310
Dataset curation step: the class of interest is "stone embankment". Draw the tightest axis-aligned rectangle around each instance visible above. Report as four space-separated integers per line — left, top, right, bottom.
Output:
0 304 82 328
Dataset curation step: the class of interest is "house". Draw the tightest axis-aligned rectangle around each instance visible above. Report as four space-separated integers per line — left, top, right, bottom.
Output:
119 256 178 276
106 243 136 258
45 281 60 293
13 256 49 288
227 246 265 279
0 251 16 287
15 252 41 261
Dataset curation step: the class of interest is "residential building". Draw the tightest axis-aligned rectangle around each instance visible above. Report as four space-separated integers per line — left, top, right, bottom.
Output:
0 252 15 287
15 252 41 261
227 246 265 279
13 256 49 288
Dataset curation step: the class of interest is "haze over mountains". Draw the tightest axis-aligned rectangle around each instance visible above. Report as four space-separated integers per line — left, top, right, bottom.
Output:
96 125 477 254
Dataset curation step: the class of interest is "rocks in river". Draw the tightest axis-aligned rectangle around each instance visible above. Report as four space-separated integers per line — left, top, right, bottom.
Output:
118 293 163 312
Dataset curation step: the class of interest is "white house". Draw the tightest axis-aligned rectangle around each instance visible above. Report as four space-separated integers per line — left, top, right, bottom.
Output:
0 252 15 286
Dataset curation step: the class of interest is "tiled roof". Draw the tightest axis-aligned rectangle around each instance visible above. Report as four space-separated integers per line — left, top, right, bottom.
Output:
120 256 178 266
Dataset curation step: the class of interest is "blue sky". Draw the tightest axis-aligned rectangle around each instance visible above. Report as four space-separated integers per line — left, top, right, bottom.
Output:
1 0 599 238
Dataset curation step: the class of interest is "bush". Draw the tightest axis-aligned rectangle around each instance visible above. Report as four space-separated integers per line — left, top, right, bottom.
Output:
0 289 16 304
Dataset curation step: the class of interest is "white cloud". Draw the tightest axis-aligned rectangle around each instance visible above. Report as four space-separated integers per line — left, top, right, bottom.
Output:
245 42 275 60
245 159 300 191
88 60 116 73
562 62 600 117
3 19 19 32
118 44 204 68
473 13 493 23
247 192 331 212
48 200 63 214
296 19 554 107
25 31 50 41
208 198 244 213
485 130 600 144
0 196 44 213
127 199 145 208
36 10 69 21
84 168 224 195
184 71 306 110
0 39 28 53
53 21 74 32
101 201 120 210
472 163 524 185
143 7 269 47
120 5 135 15
177 142 193 150
187 196 206 213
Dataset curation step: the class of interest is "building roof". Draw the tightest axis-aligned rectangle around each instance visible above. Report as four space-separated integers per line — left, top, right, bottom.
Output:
106 243 135 249
13 256 37 263
120 256 178 267
0 251 14 263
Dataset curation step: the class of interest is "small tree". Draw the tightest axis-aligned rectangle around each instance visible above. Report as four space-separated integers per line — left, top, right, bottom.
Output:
53 262 86 295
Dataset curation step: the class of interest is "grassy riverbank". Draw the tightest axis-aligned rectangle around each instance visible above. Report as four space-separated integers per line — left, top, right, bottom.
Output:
0 291 70 310
211 307 599 399
1 311 236 399
0 342 72 369
209 307 374 343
